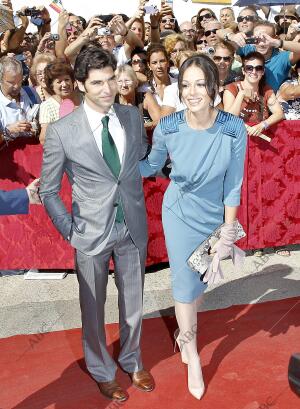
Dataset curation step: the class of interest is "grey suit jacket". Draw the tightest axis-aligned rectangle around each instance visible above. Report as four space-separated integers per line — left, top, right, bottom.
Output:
39 103 149 256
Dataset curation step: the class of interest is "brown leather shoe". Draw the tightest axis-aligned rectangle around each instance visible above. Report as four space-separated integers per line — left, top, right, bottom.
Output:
129 369 155 392
98 379 128 402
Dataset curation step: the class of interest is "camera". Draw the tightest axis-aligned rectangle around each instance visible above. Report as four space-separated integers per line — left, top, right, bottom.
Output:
50 34 60 41
144 5 157 15
21 7 41 18
204 46 215 55
97 27 111 36
245 37 258 44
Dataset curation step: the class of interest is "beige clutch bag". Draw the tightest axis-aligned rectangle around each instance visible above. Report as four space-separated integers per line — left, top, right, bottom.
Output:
187 221 246 276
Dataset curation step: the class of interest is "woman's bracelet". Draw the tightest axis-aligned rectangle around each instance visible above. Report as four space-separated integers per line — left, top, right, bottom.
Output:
262 121 269 130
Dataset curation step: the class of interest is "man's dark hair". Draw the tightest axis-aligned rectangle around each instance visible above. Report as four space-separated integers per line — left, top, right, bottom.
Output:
74 46 117 83
178 54 219 103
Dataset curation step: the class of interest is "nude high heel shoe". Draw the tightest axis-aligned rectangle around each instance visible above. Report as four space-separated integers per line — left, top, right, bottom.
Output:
173 328 188 364
187 358 205 400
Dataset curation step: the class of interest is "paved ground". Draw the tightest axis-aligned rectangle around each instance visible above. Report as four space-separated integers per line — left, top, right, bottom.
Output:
0 246 300 338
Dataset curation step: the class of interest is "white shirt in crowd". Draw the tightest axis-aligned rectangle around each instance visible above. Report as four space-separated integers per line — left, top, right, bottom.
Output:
84 102 125 164
162 82 222 112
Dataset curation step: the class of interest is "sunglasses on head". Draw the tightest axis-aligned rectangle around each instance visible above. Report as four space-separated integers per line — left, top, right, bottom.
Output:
204 29 217 37
161 17 175 24
244 64 264 73
237 15 256 23
213 56 232 63
198 13 213 22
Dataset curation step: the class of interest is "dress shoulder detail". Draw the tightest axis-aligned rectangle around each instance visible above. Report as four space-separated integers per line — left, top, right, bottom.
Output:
159 110 185 134
216 110 243 139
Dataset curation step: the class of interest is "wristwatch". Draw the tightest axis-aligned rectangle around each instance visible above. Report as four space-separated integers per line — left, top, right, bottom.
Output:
224 32 233 42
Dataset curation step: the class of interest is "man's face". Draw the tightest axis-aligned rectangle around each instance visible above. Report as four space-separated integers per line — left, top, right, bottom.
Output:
204 21 221 47
213 47 233 73
78 67 117 114
278 15 297 30
220 9 234 26
238 10 257 34
160 14 175 31
180 22 196 42
0 70 23 99
254 26 274 55
97 34 116 52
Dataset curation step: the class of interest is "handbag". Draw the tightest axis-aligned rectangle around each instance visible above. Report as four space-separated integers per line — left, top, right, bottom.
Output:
187 220 246 276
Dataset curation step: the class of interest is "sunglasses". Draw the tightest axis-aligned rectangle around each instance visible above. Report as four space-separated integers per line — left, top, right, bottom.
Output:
244 64 264 73
237 15 256 23
161 17 175 24
213 56 232 63
204 29 217 37
198 13 213 22
131 58 147 64
196 39 207 45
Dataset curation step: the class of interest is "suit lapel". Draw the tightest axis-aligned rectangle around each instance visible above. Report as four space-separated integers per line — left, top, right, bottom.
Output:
71 104 116 178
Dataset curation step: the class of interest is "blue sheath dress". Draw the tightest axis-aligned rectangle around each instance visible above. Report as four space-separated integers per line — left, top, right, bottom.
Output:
140 110 247 303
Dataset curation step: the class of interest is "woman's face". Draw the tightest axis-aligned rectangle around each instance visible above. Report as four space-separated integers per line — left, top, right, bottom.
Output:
243 58 265 85
131 20 144 41
52 74 74 98
198 10 215 29
196 36 207 52
160 14 175 31
149 51 169 80
213 47 233 74
181 64 212 114
36 62 48 87
131 53 147 73
170 41 187 63
117 72 136 96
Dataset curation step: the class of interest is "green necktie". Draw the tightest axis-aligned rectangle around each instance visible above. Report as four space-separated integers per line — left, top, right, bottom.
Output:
101 115 124 223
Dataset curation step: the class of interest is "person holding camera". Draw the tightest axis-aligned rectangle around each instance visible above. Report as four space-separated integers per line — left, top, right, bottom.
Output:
221 21 300 92
0 56 40 146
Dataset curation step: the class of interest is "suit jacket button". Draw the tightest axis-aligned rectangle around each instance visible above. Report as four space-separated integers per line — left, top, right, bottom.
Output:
113 203 118 207
117 181 121 185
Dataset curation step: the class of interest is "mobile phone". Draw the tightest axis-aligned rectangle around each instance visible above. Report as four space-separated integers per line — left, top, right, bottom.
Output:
144 5 157 15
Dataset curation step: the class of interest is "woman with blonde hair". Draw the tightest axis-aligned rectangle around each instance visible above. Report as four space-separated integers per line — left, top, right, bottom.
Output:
115 64 160 128
29 54 56 102
163 34 188 76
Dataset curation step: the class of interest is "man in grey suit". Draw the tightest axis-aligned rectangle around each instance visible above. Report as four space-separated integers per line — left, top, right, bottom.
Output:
39 46 154 402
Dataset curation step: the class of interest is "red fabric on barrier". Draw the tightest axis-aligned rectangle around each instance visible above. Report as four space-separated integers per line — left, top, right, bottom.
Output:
0 121 299 269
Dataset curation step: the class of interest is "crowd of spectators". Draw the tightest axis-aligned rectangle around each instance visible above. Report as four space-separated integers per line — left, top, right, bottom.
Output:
0 0 299 257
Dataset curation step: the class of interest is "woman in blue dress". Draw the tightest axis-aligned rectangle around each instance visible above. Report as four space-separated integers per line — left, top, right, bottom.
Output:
140 54 247 400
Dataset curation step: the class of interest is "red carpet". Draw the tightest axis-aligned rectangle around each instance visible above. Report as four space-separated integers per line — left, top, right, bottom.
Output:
1 297 300 409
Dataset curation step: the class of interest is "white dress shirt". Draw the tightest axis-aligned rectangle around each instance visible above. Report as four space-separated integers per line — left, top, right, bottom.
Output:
84 101 125 164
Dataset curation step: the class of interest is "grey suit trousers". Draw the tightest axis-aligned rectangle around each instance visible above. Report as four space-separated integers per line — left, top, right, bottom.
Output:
76 221 146 382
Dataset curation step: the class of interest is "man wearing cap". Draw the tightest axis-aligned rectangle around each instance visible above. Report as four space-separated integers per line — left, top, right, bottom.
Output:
274 7 299 40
